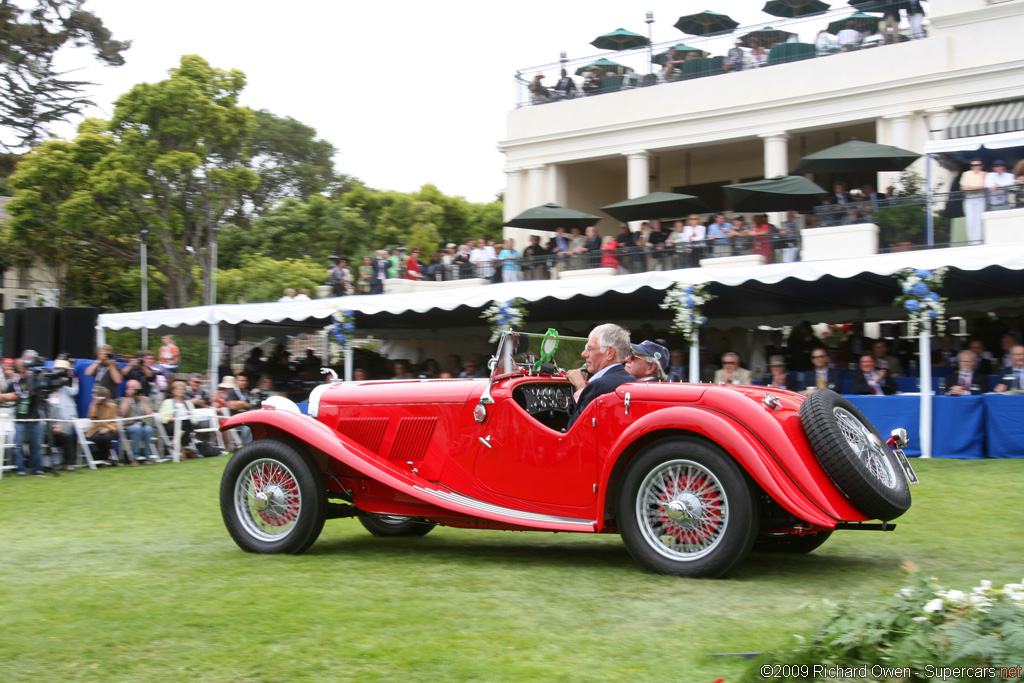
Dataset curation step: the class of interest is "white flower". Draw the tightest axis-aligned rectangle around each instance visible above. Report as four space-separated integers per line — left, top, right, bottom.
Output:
944 589 967 603
923 598 944 613
912 616 929 622
899 588 914 597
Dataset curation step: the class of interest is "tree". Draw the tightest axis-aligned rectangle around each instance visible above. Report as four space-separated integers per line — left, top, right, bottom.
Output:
217 256 325 304
0 0 130 151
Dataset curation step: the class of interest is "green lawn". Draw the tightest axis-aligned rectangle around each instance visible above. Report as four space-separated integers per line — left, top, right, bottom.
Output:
2 457 1022 683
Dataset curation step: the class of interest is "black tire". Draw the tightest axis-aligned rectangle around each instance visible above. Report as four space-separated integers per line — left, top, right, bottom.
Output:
754 530 832 554
616 437 758 578
800 390 911 521
220 438 326 554
358 516 436 537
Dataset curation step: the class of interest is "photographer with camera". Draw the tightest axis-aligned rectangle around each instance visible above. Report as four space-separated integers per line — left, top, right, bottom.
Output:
86 387 119 465
120 379 155 465
84 345 124 397
10 350 46 476
125 350 163 399
45 358 80 471
159 380 199 458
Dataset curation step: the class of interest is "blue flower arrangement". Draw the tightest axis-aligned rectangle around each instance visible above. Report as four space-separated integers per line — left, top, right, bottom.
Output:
660 283 715 338
481 299 528 342
894 268 947 335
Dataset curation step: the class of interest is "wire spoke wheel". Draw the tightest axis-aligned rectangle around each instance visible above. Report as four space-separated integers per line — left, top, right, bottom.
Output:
235 458 303 542
638 459 727 561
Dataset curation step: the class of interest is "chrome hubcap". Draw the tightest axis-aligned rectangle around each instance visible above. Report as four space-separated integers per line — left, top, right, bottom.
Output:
234 458 302 542
834 407 899 490
637 459 728 561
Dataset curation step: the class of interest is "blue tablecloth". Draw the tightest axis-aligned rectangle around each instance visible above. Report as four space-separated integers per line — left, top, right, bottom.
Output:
844 394 1023 458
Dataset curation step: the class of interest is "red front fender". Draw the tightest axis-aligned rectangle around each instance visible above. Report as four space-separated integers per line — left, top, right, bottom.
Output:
598 405 869 528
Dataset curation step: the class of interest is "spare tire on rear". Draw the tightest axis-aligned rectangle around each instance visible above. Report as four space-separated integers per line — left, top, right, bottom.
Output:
800 390 911 521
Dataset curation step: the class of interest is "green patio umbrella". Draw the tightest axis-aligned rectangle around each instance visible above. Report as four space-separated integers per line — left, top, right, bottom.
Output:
504 203 602 232
599 192 712 222
794 139 921 174
674 10 739 36
590 27 650 51
828 11 882 35
574 58 626 76
848 0 910 11
652 43 708 66
723 176 828 212
740 26 797 48
762 0 830 18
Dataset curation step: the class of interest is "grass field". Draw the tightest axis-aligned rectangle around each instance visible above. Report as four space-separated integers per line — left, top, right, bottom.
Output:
2 457 1022 683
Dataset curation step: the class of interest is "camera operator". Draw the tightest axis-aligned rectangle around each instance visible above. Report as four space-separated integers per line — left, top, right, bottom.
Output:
86 387 119 464
84 344 124 397
10 350 46 476
125 349 162 399
120 379 155 465
45 358 80 471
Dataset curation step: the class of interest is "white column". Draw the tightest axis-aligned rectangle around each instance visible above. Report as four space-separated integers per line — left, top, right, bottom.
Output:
526 165 548 208
881 112 916 192
925 107 955 195
624 150 651 199
918 326 932 459
759 132 789 178
503 168 525 222
551 163 569 207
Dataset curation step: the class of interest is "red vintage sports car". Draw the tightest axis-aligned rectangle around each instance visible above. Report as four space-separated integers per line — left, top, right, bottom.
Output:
219 330 918 578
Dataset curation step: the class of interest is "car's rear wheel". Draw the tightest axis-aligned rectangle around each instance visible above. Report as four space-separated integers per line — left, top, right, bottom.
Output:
358 516 436 537
800 390 911 521
220 438 326 554
754 530 832 554
617 437 758 578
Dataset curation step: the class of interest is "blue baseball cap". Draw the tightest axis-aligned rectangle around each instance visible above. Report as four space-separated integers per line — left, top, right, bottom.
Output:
630 340 670 371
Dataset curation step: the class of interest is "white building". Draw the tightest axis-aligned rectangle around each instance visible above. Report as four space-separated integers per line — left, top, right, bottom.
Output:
499 0 1024 255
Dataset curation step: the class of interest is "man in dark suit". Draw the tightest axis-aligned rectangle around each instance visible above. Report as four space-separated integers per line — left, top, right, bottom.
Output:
802 347 841 395
942 350 988 396
967 339 994 375
850 354 897 395
565 324 634 430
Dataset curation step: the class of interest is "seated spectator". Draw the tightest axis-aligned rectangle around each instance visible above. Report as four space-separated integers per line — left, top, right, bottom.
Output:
553 68 577 99
837 22 862 51
353 368 370 381
931 333 959 367
850 354 897 395
419 358 440 379
815 29 838 55
993 345 1024 394
803 347 841 395
219 374 255 444
723 39 745 71
529 72 551 104
87 387 119 464
120 379 155 464
278 287 296 302
184 373 209 408
713 352 752 385
666 349 687 382
871 339 903 376
661 48 684 80
84 344 123 397
392 360 412 380
159 380 199 456
942 351 988 396
747 37 768 67
625 340 669 382
766 355 802 392
582 68 602 94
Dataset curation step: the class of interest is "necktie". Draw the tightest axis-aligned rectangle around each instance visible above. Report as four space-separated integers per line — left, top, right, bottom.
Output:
1016 370 1023 389
817 372 826 389
960 373 969 389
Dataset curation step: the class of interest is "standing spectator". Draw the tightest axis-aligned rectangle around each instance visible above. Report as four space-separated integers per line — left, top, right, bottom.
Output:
837 22 862 51
724 39 745 71
547 226 570 279
522 234 548 280
422 252 444 281
441 243 458 280
582 226 602 268
985 160 1015 211
879 0 900 44
452 243 472 280
942 351 988 396
10 352 45 475
405 248 424 280
278 287 297 302
908 0 926 40
160 380 199 456
120 379 155 464
871 339 904 376
470 238 496 280
959 159 987 245
46 358 79 471
217 356 234 382
328 258 350 297
356 256 373 294
389 248 406 279
125 349 161 398
293 288 312 301
158 335 180 375
86 387 119 464
568 227 587 269
647 219 670 270
601 235 622 272
84 344 123 397
370 250 390 294
850 355 897 395
498 238 521 282
815 29 838 55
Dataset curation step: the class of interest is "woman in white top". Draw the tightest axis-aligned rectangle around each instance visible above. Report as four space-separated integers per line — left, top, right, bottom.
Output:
159 380 199 456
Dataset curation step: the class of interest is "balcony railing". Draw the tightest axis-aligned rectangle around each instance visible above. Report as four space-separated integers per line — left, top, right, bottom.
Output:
514 6 925 108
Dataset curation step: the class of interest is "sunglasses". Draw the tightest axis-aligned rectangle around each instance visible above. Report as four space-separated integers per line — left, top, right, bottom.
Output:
812 354 827 359
971 163 983 167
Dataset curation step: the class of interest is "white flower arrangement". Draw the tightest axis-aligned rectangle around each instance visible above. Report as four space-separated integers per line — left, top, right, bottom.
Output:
894 267 947 335
481 299 528 342
659 283 715 339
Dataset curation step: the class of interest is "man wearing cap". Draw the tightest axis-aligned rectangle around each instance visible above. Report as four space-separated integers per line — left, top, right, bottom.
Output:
46 358 80 470
218 374 254 444
565 324 633 430
723 39 745 72
626 340 669 382
766 355 802 392
986 160 1015 211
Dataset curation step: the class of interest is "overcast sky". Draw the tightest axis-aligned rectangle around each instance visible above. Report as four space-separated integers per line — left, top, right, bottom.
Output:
53 1 873 203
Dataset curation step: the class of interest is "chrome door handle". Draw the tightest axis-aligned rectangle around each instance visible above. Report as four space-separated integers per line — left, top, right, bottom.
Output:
479 435 492 449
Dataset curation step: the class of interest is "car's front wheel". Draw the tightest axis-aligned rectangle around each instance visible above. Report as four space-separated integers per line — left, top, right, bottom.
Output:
617 437 758 578
358 516 436 537
220 438 326 554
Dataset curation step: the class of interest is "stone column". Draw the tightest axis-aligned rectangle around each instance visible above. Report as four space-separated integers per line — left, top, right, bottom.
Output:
624 150 651 199
924 107 955 195
881 112 916 192
759 132 789 228
503 167 526 245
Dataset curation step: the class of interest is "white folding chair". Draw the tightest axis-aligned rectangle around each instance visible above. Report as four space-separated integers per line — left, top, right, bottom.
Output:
0 408 17 479
220 407 243 451
192 408 226 451
72 418 99 470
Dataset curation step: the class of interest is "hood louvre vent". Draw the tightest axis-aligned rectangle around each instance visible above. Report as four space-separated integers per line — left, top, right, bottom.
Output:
388 417 437 462
336 417 388 453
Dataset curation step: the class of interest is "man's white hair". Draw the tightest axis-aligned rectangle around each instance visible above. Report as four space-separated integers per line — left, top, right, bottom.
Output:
592 324 631 362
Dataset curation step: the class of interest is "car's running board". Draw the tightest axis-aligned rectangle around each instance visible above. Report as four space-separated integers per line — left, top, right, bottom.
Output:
834 521 896 531
414 486 596 528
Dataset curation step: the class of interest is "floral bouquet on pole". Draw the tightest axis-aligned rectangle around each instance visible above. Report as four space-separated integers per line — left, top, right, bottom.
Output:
481 299 528 342
660 283 715 338
894 268 947 335
326 309 356 364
